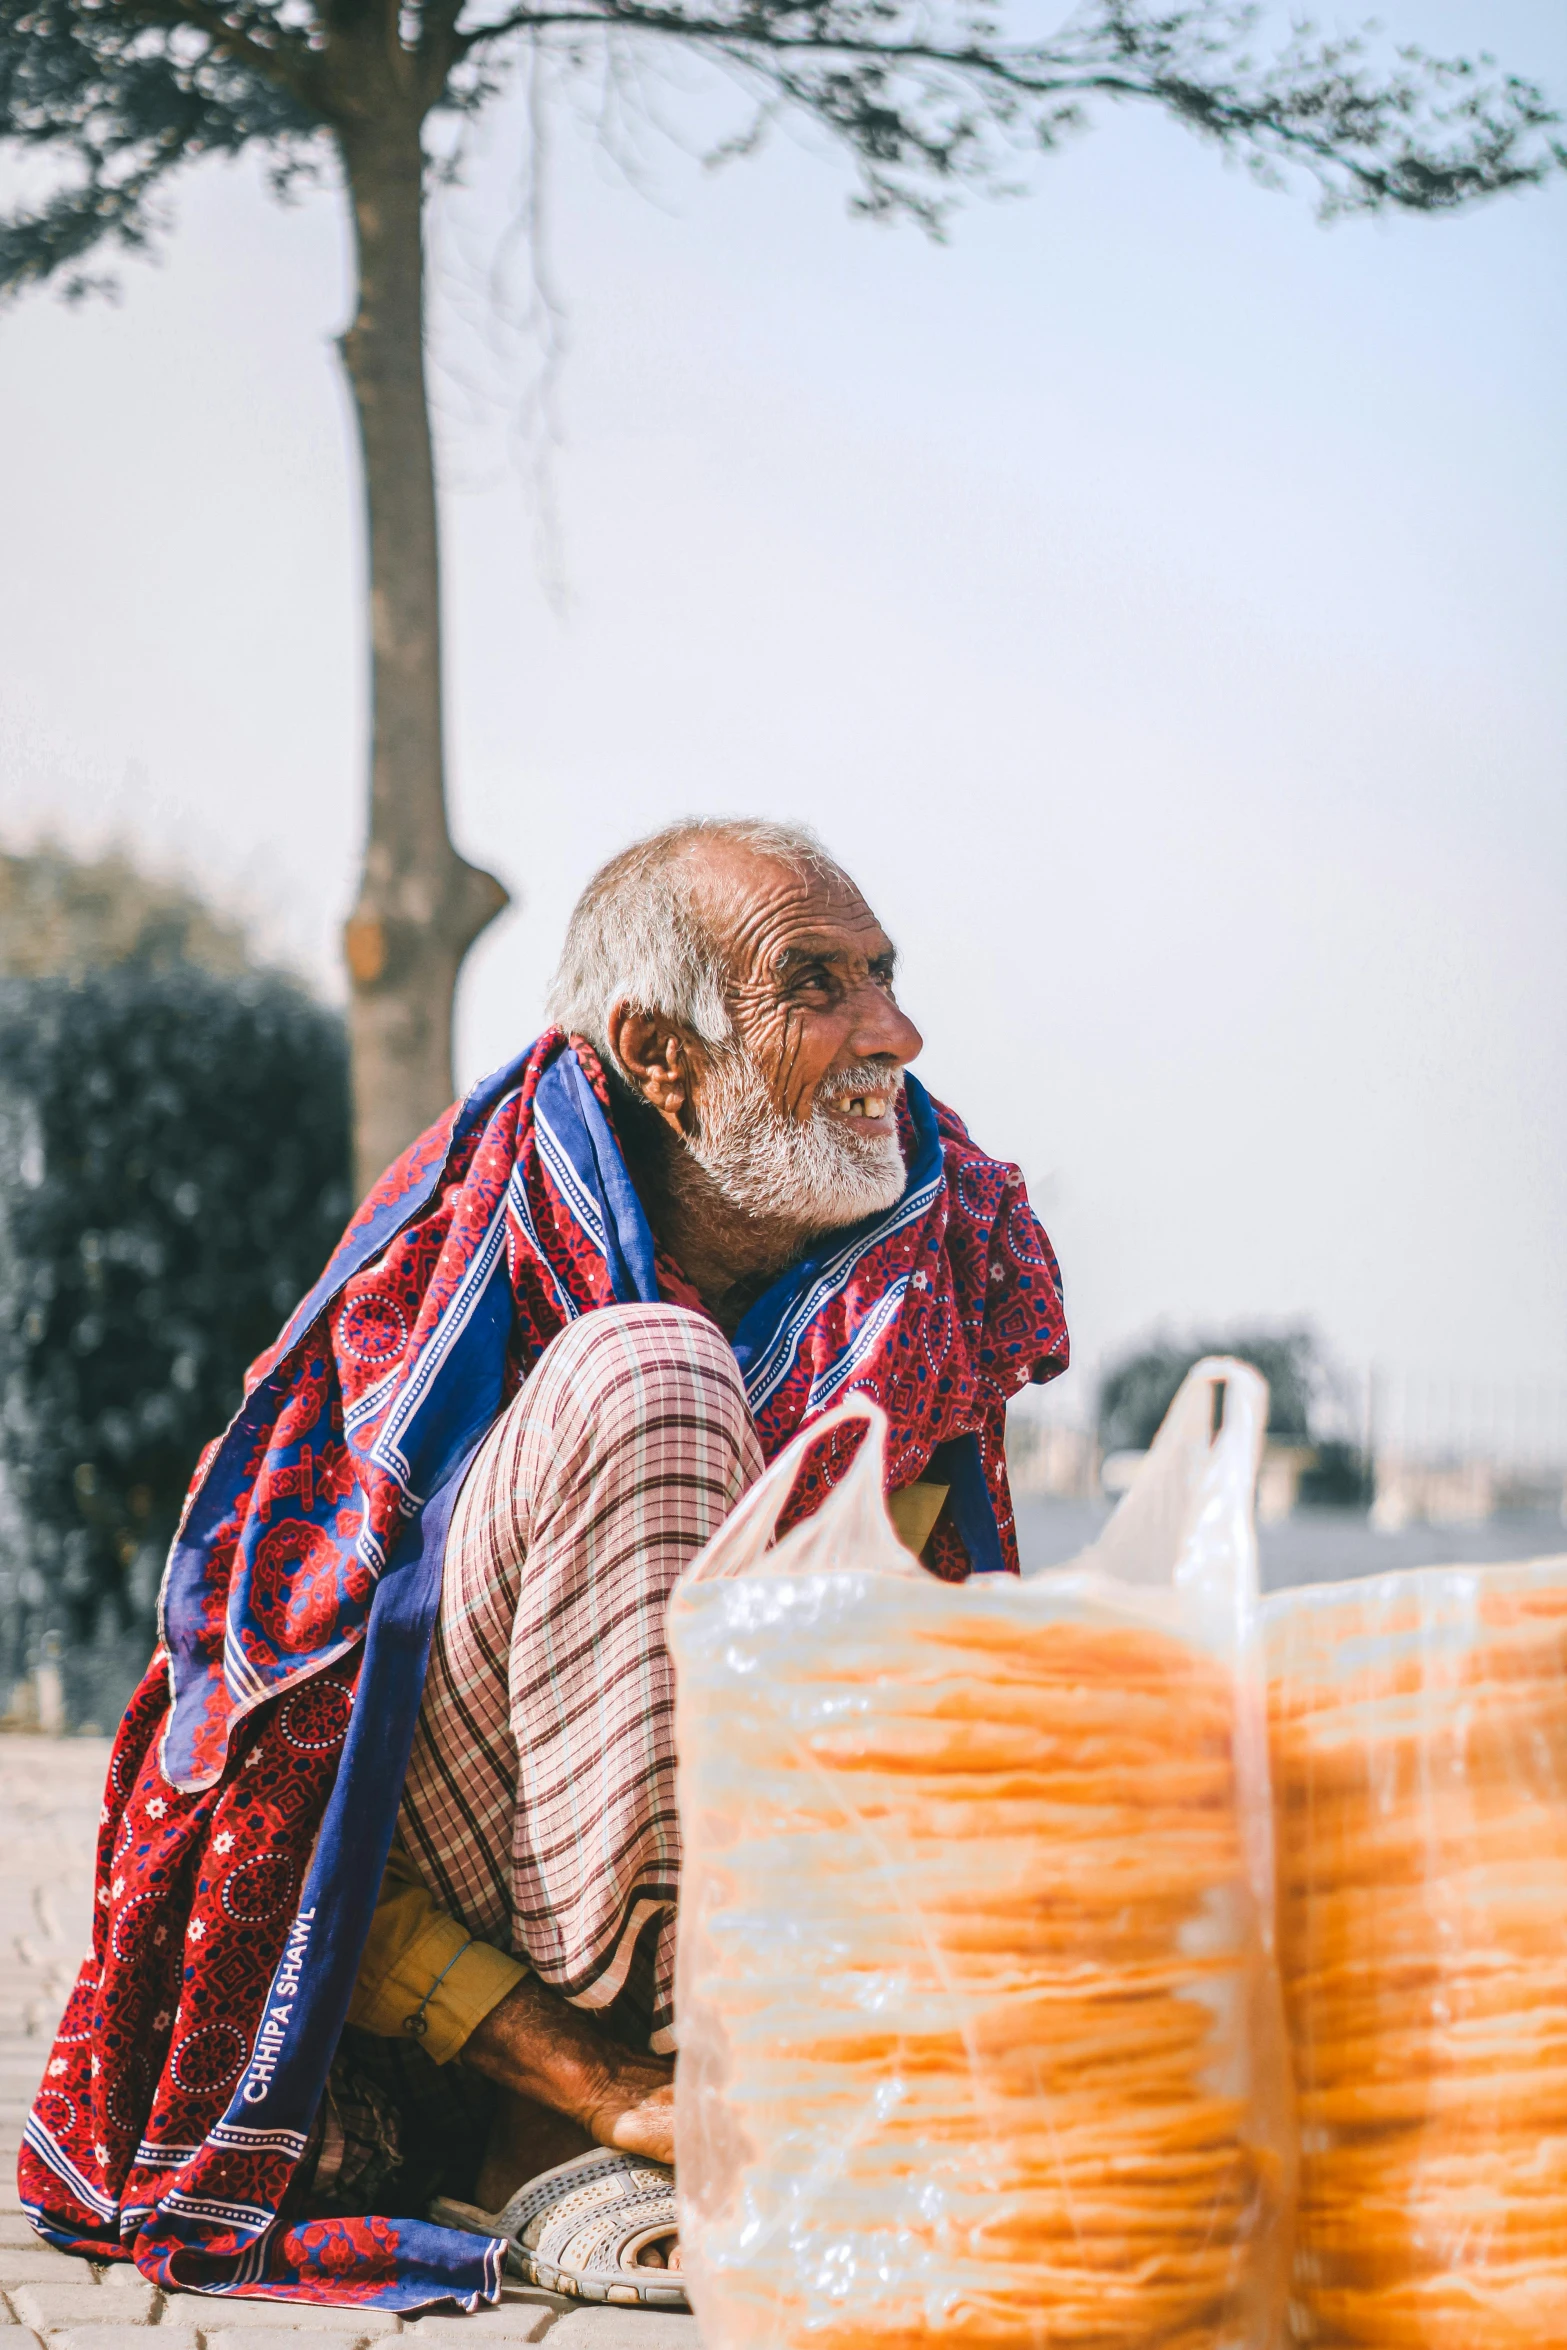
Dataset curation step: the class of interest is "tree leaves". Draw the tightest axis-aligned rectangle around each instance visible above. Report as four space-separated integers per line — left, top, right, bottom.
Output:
0 0 319 294
1 0 1561 300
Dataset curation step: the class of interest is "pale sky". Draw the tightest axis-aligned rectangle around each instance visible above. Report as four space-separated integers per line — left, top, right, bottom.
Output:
2 0 1563 1418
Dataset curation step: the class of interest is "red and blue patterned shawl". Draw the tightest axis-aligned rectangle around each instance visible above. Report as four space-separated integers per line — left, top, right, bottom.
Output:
20 1032 1066 2309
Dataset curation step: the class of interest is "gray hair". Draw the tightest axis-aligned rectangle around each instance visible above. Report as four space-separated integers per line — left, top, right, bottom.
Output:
546 817 846 1078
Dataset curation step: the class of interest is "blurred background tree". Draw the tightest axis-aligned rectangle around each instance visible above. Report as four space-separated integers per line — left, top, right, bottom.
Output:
2 0 1560 1197
0 847 350 1728
0 843 252 979
1097 1324 1373 1505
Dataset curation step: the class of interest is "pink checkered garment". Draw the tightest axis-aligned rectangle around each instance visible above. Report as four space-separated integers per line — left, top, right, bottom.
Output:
398 1304 762 2051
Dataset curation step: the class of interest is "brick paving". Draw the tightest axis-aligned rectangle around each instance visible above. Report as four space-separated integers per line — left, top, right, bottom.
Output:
0 1739 698 2350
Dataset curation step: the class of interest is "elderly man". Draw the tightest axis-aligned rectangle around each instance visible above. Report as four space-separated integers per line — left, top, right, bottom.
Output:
22 821 1066 2314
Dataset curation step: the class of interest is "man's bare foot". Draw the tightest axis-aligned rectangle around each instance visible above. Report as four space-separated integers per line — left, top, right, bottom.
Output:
463 1974 676 2172
470 2086 681 2268
471 2092 594 2213
602 2077 675 2168
462 1980 680 2266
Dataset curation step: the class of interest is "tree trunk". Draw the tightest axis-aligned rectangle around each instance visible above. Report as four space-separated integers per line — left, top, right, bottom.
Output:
336 110 509 1202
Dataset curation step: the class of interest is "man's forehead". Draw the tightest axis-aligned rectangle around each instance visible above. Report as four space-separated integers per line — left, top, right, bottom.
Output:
689 844 891 971
769 920 894 971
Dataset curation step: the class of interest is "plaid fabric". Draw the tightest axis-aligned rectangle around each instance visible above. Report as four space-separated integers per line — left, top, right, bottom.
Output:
398 1304 763 2054
302 2029 497 2218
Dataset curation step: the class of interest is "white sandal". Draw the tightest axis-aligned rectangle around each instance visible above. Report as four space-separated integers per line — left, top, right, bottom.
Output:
431 2146 687 2309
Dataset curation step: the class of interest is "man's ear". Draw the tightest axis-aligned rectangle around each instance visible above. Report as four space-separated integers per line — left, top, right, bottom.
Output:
607 1005 691 1138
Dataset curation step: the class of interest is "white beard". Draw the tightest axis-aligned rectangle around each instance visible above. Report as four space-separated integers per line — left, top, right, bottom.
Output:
682 1046 907 1231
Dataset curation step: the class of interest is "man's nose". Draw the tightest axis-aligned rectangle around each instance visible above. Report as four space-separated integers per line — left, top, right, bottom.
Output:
850 989 923 1069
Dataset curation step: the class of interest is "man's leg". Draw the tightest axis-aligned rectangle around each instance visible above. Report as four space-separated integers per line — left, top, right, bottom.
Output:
398 1302 763 2204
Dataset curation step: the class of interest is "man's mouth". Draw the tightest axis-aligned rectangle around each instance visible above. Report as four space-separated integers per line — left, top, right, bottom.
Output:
821 1068 904 1125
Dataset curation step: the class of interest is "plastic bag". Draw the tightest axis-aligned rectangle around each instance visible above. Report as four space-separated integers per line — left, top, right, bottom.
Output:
1265 1558 1567 2349
669 1361 1294 2350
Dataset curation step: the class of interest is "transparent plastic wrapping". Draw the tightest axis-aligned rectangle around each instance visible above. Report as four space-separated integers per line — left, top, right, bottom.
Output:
1265 1558 1567 2348
669 1363 1294 2350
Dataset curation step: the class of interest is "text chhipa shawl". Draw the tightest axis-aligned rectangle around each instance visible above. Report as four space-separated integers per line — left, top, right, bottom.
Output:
21 1033 1066 2310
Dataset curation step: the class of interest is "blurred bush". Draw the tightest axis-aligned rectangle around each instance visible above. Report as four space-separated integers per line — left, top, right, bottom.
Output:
0 843 252 981
1295 1437 1375 1510
0 923 350 1729
1097 1328 1373 1509
1099 1328 1318 1453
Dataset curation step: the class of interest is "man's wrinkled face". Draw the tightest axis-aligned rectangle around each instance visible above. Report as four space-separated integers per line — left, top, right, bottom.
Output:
682 849 925 1229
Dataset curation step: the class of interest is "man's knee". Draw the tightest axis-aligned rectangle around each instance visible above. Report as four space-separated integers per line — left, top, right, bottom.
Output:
529 1302 752 1442
453 1308 757 1577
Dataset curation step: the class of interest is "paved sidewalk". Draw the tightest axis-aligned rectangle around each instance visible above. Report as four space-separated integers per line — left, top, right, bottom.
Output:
1 1739 697 2350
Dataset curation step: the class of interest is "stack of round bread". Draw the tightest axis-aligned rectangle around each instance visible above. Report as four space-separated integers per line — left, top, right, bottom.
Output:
675 1575 1288 2350
1267 1565 1567 2349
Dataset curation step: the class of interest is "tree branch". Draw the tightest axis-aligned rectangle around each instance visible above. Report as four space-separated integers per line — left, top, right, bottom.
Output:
414 0 474 108
443 0 1563 221
3 0 1559 308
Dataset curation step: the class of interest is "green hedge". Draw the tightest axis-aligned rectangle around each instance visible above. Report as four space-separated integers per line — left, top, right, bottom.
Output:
0 963 350 1727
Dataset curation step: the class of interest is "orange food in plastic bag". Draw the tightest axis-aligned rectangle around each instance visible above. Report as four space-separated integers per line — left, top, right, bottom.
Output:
672 1373 1293 2350
1267 1561 1567 2349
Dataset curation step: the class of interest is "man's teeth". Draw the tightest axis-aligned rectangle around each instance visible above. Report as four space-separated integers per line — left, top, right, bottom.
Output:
843 1095 888 1118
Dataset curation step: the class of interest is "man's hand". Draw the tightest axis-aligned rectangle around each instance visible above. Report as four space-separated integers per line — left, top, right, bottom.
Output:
463 1973 675 2169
